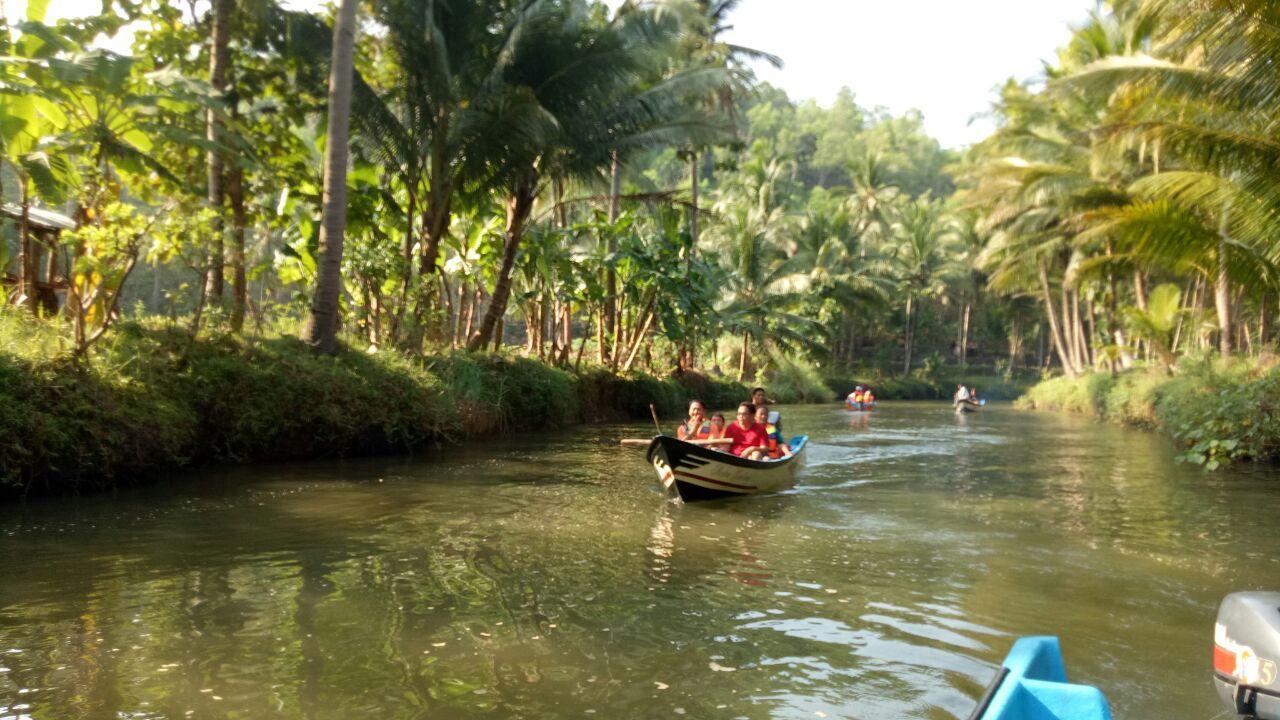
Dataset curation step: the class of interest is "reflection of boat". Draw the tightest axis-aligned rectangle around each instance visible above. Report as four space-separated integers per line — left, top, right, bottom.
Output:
969 636 1110 720
645 435 808 501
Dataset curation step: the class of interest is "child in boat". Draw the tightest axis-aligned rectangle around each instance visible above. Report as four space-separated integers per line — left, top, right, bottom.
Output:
708 413 727 439
755 404 791 459
725 402 769 460
676 399 710 440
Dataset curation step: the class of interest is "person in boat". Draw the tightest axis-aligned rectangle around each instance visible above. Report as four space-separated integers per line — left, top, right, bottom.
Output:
862 387 875 406
725 402 770 460
751 387 782 431
676 399 711 440
708 413 727 440
846 389 861 407
954 384 971 403
755 403 792 459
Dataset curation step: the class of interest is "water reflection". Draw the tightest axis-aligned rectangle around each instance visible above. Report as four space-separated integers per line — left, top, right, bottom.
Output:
0 404 1275 719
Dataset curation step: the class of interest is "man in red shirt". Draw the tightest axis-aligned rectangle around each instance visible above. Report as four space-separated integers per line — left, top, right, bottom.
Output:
724 402 769 460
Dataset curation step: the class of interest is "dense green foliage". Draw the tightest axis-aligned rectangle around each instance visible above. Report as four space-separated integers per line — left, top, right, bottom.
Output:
0 0 1030 385
5 0 1280 484
1020 359 1280 469
961 0 1280 384
0 312 757 496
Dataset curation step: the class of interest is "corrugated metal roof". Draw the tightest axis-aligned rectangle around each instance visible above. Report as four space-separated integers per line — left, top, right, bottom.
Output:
1 203 76 231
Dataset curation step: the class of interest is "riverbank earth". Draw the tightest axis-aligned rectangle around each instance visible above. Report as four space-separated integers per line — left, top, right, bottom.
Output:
0 404 1270 720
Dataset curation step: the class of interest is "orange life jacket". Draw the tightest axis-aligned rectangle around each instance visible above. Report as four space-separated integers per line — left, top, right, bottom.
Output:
765 423 782 458
678 421 711 440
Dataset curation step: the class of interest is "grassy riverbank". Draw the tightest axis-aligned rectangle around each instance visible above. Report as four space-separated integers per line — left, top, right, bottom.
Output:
1018 359 1280 469
0 314 756 498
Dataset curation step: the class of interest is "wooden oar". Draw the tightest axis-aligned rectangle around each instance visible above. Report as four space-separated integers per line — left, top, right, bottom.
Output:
618 437 732 447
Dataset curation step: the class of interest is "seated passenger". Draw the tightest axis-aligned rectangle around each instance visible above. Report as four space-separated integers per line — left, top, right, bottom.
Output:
751 386 782 431
676 399 710 440
755 404 792 459
725 402 769 460
708 413 727 440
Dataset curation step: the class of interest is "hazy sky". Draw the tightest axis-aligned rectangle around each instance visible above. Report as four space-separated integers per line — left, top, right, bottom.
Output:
9 0 1094 148
714 0 1092 147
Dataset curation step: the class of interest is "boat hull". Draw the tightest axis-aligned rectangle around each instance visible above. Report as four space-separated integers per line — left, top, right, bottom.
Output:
970 636 1111 720
846 401 876 411
955 400 979 414
646 435 808 501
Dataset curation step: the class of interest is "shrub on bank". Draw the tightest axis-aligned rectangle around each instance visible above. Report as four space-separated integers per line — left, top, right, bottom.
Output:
763 352 831 404
1018 359 1280 469
0 317 757 497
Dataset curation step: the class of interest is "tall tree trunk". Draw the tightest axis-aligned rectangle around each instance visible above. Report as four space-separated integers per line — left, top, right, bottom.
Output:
390 190 415 344
1086 298 1099 369
468 179 537 351
418 123 452 279
228 161 248 332
574 309 591 373
1039 261 1079 377
737 330 749 382
1259 292 1269 348
959 302 971 365
203 0 232 306
1009 317 1021 370
596 311 607 364
902 295 914 376
603 150 621 362
1133 271 1149 312
1193 274 1208 350
620 294 657 374
17 177 37 313
300 0 358 353
1215 237 1233 355
688 150 698 271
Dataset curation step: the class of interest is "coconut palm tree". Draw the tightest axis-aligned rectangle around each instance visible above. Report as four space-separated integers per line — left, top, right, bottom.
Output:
879 197 963 375
301 0 358 354
1057 0 1280 355
465 1 728 351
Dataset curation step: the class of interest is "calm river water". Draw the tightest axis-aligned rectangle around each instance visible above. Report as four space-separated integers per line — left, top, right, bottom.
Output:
1 403 1277 719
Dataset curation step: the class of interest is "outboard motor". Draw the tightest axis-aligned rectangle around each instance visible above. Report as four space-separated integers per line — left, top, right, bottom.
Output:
1214 592 1280 720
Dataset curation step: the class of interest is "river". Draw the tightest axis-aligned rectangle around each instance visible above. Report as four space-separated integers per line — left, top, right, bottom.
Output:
1 403 1276 719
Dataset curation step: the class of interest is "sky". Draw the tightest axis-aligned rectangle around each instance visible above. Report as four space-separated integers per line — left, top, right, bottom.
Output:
5 0 1095 148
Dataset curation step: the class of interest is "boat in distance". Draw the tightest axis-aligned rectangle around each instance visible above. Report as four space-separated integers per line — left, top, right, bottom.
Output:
645 434 808 501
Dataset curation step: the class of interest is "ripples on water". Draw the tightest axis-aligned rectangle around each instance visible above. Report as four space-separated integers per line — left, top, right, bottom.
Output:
0 403 1276 719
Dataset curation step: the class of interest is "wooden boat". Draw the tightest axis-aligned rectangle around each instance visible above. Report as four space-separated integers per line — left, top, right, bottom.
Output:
645 435 808 501
954 398 983 414
846 400 877 411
